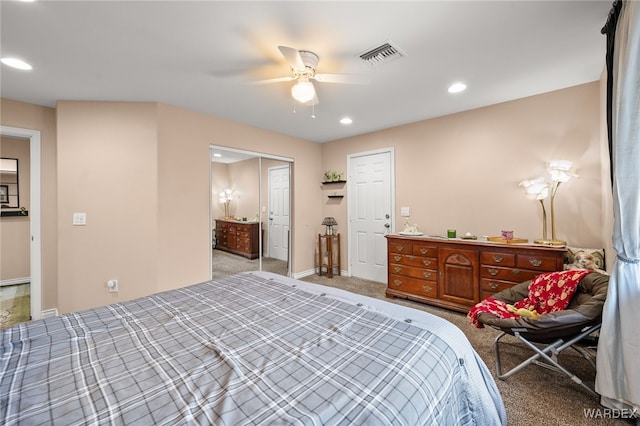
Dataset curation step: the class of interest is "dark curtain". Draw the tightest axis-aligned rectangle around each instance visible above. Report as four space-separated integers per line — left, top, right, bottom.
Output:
601 0 623 185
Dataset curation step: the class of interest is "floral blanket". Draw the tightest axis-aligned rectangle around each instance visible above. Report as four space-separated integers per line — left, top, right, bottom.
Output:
468 269 592 328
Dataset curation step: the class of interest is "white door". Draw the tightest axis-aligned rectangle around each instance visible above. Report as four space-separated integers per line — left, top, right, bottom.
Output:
268 165 290 261
348 149 394 282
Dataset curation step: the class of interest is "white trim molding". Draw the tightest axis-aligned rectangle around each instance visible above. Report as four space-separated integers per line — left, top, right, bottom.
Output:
0 277 30 287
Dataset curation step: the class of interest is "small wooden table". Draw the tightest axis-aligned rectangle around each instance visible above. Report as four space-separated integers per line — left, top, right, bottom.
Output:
318 233 341 278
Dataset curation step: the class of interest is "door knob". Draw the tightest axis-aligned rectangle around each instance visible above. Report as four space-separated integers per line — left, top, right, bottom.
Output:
384 223 390 228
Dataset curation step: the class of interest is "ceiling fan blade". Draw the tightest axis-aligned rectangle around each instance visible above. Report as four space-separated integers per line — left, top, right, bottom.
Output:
248 76 295 85
278 45 305 71
313 73 370 85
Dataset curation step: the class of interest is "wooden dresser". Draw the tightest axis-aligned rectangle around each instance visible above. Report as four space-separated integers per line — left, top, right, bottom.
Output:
385 235 566 313
215 219 260 259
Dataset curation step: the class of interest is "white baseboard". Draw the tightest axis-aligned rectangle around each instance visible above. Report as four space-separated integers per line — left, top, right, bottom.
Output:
292 269 316 280
292 269 350 279
0 277 30 287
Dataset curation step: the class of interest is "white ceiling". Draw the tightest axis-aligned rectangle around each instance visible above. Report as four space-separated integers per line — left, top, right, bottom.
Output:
1 1 611 143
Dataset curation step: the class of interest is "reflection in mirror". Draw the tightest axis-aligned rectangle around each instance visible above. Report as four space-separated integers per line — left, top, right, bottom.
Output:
210 146 292 280
0 158 19 208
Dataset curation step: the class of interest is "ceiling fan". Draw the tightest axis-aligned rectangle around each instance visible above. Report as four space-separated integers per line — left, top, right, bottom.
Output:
251 46 368 105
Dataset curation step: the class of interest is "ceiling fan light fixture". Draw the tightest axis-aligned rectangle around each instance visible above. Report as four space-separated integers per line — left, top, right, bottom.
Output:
291 79 315 103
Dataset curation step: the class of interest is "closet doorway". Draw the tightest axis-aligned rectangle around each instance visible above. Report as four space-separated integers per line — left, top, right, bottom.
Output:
210 146 292 279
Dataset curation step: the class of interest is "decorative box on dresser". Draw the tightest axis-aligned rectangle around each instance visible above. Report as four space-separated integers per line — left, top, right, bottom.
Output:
385 235 566 313
215 219 260 259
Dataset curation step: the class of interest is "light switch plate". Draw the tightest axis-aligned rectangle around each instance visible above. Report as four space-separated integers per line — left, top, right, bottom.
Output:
73 212 86 226
400 207 410 217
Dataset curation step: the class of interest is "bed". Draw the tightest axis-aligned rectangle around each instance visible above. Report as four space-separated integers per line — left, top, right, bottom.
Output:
1 271 505 425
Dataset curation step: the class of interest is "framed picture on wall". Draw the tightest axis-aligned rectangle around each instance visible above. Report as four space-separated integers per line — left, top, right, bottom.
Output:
0 185 8 203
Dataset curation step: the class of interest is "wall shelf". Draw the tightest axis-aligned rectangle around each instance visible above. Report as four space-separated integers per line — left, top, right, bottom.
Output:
327 195 344 199
322 180 346 185
1 209 28 217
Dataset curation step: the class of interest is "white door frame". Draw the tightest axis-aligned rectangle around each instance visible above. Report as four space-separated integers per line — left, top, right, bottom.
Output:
1 125 42 320
347 147 395 279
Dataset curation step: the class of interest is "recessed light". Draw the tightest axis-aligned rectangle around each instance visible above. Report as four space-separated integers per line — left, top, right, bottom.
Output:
448 82 467 93
213 153 222 158
1 57 32 70
340 117 353 125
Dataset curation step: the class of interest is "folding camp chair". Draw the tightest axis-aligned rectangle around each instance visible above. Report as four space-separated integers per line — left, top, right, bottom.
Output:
477 272 609 397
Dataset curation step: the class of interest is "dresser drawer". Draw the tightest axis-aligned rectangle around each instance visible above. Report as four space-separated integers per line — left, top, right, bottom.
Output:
481 278 517 294
389 254 437 269
516 254 560 271
237 238 251 252
389 264 437 281
481 266 539 283
481 252 516 267
388 275 437 298
388 240 412 254
412 243 438 257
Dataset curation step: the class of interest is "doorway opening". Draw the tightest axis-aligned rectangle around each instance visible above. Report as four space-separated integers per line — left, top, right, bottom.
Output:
0 125 42 322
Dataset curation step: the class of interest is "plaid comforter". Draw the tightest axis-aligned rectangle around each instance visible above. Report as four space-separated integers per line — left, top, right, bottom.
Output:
1 272 505 425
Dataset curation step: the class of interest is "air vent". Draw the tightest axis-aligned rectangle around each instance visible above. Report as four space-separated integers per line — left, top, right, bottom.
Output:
358 41 406 66
41 308 59 319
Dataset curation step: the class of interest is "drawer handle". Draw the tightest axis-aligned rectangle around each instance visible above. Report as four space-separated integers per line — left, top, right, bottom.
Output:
397 245 405 252
423 260 432 266
393 279 403 286
394 266 402 273
420 248 429 255
489 282 499 290
513 269 521 275
423 271 432 278
423 285 433 293
529 259 543 267
394 255 402 262
488 268 499 276
492 255 504 263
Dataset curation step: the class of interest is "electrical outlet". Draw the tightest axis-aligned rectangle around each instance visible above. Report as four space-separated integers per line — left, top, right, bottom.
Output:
107 279 118 293
73 212 87 226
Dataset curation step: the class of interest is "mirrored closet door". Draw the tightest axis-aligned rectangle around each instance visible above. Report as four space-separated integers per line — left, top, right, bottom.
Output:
210 146 292 279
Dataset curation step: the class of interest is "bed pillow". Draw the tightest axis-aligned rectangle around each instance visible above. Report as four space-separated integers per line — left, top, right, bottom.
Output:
514 269 592 315
564 246 605 270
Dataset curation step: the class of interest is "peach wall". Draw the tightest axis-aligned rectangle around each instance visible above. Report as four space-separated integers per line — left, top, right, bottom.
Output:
0 98 57 310
3 79 611 314
322 82 612 271
0 137 30 281
228 158 260 220
156 103 321 285
211 162 230 220
57 102 160 312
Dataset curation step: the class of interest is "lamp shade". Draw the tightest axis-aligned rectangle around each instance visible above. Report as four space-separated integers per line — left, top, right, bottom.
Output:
322 217 337 226
291 78 315 103
547 160 576 183
519 177 549 200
